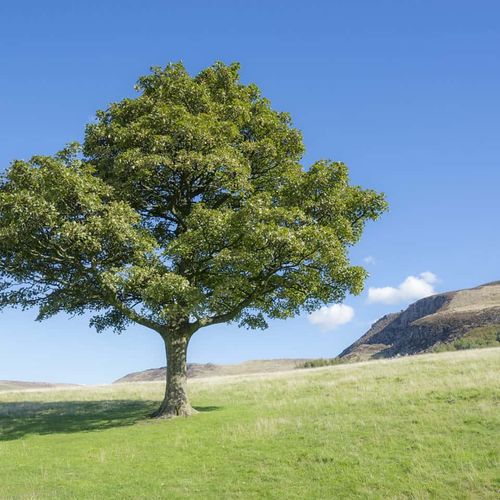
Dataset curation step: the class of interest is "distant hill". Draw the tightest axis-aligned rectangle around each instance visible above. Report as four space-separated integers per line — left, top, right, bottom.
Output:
0 381 76 392
115 358 309 383
340 281 500 361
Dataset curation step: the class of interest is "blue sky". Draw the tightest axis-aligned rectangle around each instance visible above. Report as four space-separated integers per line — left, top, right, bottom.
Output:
1 0 499 384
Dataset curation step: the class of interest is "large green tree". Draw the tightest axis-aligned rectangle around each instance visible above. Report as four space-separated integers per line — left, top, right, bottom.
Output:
0 63 386 417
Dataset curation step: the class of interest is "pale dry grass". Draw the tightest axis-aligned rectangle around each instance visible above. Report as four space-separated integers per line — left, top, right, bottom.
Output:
446 283 500 312
1 347 497 406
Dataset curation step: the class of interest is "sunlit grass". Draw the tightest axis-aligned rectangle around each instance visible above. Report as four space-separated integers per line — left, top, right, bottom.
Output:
0 348 499 498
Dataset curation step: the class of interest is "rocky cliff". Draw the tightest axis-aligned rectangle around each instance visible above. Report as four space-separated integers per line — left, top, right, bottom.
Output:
340 281 500 361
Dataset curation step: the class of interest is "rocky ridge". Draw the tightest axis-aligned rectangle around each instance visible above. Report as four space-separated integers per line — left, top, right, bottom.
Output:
340 281 500 361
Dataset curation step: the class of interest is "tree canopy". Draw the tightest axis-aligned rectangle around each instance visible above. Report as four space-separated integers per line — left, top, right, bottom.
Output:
0 62 387 416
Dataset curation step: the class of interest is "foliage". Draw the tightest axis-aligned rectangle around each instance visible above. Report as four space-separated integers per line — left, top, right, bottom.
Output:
0 348 498 498
299 357 345 368
0 62 387 337
432 325 500 353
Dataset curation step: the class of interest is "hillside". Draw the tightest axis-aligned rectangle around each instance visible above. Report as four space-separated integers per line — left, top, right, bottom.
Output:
340 281 500 361
0 348 498 498
115 358 308 383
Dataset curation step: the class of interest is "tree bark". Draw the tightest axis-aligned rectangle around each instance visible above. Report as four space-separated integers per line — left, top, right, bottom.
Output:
151 334 197 418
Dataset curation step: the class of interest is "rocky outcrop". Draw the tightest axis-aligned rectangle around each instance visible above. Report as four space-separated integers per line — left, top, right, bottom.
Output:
340 281 500 361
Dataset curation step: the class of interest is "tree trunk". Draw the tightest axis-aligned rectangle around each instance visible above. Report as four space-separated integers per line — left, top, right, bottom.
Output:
151 334 197 418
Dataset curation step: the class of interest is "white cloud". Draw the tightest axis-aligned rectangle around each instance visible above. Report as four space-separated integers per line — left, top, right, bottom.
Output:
308 304 355 331
367 272 438 305
419 271 438 284
363 255 376 265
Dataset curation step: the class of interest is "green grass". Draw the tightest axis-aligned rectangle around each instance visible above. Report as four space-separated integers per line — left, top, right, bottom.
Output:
433 325 500 353
1 348 499 499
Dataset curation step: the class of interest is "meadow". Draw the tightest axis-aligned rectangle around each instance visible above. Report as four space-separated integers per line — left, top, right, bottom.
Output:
0 348 499 499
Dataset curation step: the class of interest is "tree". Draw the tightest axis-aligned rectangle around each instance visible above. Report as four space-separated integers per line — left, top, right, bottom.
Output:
0 62 387 417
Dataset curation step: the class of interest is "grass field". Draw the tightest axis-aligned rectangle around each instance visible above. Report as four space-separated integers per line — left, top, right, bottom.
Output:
0 348 499 499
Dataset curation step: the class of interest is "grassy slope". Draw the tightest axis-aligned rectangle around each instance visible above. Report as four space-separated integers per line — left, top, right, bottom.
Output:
433 324 500 353
0 349 499 499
